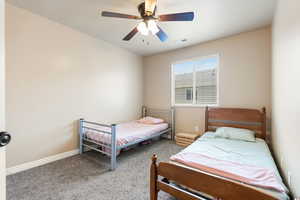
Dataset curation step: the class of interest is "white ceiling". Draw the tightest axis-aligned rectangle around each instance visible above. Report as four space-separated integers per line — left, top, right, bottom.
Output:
7 0 275 56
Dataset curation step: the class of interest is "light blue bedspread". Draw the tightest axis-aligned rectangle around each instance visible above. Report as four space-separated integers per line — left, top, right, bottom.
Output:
176 132 290 200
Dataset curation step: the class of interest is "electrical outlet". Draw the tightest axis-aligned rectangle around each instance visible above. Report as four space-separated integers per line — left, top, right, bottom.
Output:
288 171 292 186
194 126 199 132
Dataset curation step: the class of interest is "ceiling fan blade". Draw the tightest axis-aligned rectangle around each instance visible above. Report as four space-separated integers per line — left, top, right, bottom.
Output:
123 27 139 41
159 12 194 21
102 11 140 20
145 0 157 15
156 26 168 42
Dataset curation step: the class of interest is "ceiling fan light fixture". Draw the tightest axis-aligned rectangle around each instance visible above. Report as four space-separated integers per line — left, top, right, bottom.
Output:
147 20 159 35
137 21 149 35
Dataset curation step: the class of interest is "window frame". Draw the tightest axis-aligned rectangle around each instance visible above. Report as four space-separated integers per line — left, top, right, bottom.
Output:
171 54 220 107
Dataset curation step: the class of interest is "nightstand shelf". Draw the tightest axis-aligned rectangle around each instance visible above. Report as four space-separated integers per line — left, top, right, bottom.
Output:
175 132 200 147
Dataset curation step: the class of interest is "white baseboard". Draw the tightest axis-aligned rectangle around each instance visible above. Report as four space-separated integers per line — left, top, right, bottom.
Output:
6 149 79 175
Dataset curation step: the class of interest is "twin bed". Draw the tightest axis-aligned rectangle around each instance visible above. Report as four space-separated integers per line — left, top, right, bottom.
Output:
151 107 290 200
79 106 174 170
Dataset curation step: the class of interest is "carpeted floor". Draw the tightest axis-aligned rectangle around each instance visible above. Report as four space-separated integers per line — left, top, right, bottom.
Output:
7 139 183 200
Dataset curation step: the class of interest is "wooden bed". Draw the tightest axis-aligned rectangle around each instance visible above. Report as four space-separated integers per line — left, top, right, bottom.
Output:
150 107 282 200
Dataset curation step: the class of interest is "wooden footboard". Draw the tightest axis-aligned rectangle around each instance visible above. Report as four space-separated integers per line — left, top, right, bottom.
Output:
150 155 277 200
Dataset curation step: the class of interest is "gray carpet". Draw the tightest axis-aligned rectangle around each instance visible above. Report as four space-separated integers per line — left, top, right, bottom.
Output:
7 139 183 200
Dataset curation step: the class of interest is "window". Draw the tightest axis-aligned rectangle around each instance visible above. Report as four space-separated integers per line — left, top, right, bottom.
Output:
172 55 219 106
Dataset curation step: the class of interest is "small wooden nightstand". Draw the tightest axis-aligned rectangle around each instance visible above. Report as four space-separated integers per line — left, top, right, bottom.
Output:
175 132 200 147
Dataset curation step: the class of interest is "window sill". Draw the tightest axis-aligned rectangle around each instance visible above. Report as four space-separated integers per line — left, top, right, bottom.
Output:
173 104 219 108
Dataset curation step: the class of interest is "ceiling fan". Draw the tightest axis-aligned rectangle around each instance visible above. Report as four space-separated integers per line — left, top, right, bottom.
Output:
101 0 194 42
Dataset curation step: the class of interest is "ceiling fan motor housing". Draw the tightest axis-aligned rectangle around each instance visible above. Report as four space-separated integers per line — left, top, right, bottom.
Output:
138 2 156 18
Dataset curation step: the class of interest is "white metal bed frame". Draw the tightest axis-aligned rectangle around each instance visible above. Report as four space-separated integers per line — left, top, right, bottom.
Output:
79 106 175 170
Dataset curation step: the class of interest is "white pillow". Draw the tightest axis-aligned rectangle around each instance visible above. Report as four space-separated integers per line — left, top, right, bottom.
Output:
215 127 255 142
137 116 164 124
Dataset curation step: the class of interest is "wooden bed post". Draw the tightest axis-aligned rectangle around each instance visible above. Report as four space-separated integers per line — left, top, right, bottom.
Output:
150 154 158 200
262 107 267 140
205 106 209 132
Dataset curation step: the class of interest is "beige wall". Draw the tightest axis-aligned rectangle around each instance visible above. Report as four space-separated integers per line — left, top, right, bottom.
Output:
143 27 271 135
0 0 6 199
5 4 143 168
272 0 300 196
0 1 4 129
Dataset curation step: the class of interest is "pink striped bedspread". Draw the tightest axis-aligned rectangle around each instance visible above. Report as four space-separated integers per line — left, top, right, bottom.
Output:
85 121 168 148
170 133 288 196
171 152 286 193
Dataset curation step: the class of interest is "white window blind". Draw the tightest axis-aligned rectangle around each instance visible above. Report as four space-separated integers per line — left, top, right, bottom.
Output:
172 55 219 106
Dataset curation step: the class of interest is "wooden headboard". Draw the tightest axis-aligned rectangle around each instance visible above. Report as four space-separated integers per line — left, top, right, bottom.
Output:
205 107 266 139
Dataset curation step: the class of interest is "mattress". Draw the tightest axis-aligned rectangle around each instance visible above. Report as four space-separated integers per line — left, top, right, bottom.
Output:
170 132 290 200
85 121 169 148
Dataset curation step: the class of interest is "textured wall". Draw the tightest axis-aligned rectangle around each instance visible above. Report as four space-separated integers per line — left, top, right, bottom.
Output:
0 0 6 199
5 4 143 167
272 0 300 196
143 27 271 135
